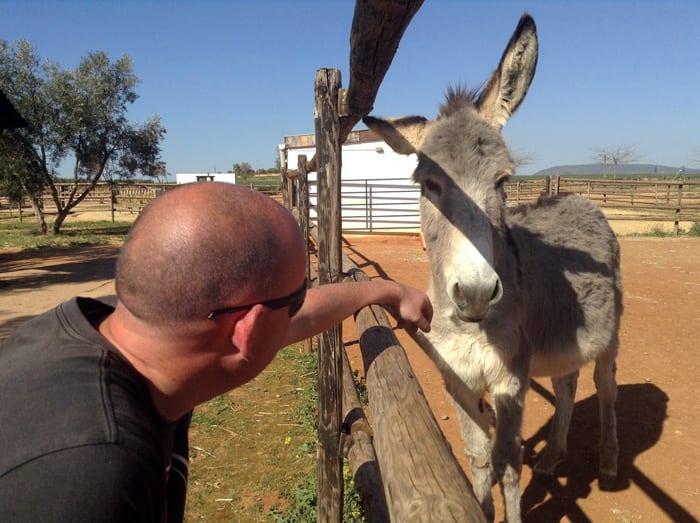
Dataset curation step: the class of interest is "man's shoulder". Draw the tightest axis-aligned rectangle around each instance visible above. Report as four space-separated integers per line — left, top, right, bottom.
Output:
0 297 164 477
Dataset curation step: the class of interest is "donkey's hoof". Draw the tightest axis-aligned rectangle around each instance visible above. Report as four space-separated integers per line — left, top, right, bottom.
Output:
598 467 618 491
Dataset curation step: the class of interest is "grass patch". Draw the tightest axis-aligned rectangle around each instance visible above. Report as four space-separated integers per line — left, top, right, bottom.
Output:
186 346 319 522
186 345 366 522
648 225 672 237
687 222 700 237
0 220 131 250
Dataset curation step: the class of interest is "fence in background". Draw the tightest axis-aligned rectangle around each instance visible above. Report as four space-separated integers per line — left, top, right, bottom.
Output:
304 176 700 234
2 178 699 233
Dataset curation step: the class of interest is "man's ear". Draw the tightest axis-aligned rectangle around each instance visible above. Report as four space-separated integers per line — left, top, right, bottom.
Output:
230 305 265 358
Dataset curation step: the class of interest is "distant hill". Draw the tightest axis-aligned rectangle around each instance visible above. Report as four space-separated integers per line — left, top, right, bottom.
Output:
533 163 700 177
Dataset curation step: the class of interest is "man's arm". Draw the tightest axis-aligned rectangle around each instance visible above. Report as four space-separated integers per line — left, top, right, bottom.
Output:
284 279 432 346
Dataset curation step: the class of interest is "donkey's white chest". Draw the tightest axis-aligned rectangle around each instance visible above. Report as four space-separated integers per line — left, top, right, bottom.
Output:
426 326 512 394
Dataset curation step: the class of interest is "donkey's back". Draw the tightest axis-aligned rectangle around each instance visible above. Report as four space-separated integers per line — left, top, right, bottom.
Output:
507 193 623 377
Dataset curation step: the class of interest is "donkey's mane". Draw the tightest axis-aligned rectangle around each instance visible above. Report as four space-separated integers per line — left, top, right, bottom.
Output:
439 84 479 118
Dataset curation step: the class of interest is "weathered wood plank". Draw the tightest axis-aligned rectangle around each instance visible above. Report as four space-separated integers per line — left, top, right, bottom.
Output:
341 0 424 142
341 345 390 522
307 0 423 172
314 67 345 521
347 268 486 522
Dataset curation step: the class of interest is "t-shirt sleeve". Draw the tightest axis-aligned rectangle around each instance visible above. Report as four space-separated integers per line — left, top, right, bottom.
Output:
0 444 164 522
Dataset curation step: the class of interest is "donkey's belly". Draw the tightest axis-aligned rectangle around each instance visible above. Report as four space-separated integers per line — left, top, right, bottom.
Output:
526 323 616 378
529 350 593 378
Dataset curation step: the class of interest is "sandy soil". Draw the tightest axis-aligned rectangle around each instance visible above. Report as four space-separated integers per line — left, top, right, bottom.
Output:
1 232 698 522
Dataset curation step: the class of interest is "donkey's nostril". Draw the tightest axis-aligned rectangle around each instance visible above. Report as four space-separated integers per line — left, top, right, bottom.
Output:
452 282 465 305
490 280 502 304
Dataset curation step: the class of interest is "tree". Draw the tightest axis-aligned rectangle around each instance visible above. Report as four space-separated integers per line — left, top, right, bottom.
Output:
0 129 46 228
233 162 254 178
0 40 166 234
233 162 255 185
592 145 639 178
0 40 52 232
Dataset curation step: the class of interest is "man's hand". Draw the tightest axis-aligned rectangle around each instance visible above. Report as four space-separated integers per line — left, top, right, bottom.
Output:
389 282 433 334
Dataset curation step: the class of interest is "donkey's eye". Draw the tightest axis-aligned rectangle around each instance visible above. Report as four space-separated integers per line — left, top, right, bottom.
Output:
422 179 442 197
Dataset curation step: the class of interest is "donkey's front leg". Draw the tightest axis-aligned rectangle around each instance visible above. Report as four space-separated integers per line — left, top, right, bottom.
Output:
493 388 526 523
454 401 495 522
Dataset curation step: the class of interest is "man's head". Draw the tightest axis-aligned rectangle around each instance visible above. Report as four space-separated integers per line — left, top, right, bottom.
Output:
115 182 306 330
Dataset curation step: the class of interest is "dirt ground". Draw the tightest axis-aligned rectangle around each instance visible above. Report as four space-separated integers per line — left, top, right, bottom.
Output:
1 231 699 522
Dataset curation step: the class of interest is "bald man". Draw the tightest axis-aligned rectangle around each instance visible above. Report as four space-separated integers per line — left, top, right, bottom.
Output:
0 182 432 522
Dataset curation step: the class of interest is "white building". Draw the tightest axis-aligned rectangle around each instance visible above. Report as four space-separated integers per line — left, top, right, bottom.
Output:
281 129 420 232
175 172 237 185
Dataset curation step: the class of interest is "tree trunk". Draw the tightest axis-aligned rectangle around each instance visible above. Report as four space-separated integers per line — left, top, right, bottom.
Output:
21 184 47 234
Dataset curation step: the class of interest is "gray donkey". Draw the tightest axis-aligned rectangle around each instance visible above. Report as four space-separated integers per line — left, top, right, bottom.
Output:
364 14 622 523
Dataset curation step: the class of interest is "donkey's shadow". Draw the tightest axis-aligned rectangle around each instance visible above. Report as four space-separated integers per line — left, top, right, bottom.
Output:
521 382 693 522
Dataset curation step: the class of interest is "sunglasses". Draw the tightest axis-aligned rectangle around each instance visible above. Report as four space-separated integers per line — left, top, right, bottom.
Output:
207 278 308 320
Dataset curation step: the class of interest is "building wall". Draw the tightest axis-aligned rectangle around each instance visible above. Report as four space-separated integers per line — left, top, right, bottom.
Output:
283 136 421 232
175 172 237 185
285 140 417 184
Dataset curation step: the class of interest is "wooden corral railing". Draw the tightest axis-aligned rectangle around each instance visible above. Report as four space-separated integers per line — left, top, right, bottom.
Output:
2 177 698 235
295 176 700 234
286 155 485 522
279 4 488 518
279 1 487 521
0 182 172 221
553 177 700 234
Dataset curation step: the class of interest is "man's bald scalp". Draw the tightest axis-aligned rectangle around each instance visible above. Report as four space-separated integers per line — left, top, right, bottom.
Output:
115 183 302 325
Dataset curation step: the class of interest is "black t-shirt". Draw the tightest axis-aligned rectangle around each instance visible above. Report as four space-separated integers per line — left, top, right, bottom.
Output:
0 297 190 522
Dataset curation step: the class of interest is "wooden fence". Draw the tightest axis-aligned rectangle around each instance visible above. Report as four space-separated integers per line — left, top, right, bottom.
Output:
279 2 490 520
509 176 700 234
300 176 700 234
2 177 699 235
0 183 172 221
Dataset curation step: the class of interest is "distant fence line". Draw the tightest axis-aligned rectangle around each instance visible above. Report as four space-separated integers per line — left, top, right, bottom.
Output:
2 178 699 233
305 176 700 233
0 183 172 220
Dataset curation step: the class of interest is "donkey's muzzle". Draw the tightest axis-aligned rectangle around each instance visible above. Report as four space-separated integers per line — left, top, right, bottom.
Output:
450 278 503 322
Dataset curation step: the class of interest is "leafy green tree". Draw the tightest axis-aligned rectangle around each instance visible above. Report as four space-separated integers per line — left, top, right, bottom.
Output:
233 162 255 185
0 129 46 229
0 40 166 233
233 162 254 178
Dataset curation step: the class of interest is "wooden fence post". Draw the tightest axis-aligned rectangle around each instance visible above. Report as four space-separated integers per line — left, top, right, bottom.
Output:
297 154 313 354
675 182 683 235
281 147 291 209
314 67 344 522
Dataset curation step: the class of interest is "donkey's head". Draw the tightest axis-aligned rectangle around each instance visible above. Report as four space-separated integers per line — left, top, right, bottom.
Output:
365 14 537 323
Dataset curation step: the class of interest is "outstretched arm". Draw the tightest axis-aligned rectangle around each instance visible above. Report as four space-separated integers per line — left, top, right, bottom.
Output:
284 279 432 346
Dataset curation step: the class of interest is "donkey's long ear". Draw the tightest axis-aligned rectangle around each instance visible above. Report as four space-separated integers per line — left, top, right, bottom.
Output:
477 14 538 129
363 115 432 155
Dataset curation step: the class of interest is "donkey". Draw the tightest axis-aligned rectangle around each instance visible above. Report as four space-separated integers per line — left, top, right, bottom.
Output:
364 14 622 523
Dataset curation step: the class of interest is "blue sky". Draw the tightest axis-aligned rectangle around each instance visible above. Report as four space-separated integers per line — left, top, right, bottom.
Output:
2 1 699 177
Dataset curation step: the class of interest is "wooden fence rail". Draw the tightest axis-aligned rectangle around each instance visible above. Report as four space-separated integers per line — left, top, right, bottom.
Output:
299 181 484 522
2 179 699 233
0 183 172 221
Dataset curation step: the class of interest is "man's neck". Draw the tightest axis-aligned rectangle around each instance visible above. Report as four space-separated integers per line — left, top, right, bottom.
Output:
97 305 219 422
